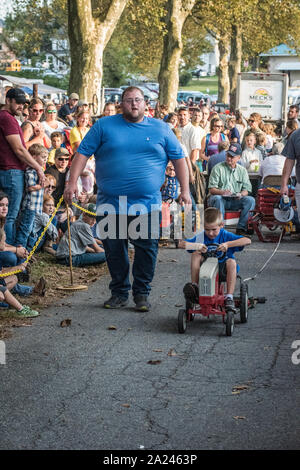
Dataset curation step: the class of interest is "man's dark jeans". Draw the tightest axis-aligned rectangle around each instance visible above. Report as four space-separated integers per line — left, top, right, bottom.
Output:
97 212 160 300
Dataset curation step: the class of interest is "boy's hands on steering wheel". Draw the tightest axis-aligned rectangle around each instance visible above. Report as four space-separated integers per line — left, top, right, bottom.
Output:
217 242 229 253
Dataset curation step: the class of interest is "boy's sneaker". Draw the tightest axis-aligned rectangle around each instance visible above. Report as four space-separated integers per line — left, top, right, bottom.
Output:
183 282 199 303
224 297 236 312
103 296 129 309
134 295 151 312
17 305 40 318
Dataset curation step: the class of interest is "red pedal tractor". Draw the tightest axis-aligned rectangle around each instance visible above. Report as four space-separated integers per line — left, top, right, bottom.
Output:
178 246 265 336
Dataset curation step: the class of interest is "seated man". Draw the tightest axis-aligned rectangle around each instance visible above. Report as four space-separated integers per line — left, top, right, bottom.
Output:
259 141 295 186
207 143 255 235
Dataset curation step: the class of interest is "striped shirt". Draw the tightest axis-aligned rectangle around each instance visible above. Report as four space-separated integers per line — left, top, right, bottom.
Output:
22 168 44 213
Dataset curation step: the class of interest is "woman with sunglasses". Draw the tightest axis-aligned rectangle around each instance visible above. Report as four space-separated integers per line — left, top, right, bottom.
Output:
21 98 51 149
242 112 265 148
42 102 66 139
200 117 228 170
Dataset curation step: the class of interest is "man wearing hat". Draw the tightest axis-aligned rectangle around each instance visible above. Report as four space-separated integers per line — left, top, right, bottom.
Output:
58 93 79 127
208 143 255 235
0 88 46 245
45 147 70 205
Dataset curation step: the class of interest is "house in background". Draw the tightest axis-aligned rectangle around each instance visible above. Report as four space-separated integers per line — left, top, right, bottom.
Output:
260 44 300 86
45 38 70 72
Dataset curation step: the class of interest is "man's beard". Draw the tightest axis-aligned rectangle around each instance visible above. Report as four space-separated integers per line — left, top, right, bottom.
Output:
122 108 144 123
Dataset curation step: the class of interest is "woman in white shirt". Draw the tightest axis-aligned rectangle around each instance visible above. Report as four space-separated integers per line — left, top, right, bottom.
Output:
42 102 66 138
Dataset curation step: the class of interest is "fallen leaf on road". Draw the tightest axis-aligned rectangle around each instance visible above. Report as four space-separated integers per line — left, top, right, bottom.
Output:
121 403 130 408
147 360 161 365
170 259 178 262
153 348 163 352
108 325 117 330
233 416 246 420
60 319 71 327
232 384 250 394
175 304 183 307
168 348 177 357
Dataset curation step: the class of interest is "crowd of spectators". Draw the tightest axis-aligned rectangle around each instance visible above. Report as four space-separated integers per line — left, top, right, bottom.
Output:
0 85 299 317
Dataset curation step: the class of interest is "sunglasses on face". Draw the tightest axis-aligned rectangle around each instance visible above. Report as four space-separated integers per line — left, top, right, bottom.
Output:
248 119 255 123
214 125 223 128
46 185 56 189
32 109 44 113
57 157 69 161
47 110 57 114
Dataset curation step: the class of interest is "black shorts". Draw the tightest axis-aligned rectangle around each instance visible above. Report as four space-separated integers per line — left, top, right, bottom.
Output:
219 261 227 282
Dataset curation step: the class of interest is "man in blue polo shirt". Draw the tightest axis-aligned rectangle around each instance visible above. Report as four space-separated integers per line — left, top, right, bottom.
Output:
64 86 191 311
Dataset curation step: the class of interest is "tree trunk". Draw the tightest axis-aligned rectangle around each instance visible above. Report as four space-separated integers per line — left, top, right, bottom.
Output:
217 36 230 104
68 0 127 115
229 24 242 110
158 0 196 112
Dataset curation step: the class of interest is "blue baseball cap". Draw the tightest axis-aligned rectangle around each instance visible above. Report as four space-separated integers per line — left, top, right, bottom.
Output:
227 143 242 157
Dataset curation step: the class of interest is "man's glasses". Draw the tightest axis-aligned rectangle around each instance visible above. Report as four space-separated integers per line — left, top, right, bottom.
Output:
123 98 144 104
32 109 44 113
47 110 57 114
57 157 69 161
46 185 56 189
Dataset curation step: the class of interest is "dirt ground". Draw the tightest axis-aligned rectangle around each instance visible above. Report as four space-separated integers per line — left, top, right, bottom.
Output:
0 253 108 340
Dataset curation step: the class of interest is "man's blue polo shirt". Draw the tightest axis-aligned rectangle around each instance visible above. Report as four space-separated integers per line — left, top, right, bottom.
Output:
78 115 184 214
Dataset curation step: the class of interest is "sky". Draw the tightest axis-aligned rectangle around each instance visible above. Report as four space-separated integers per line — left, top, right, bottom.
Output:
0 1 13 20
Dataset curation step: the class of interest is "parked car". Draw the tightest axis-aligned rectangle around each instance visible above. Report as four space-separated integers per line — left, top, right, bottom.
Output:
144 82 159 94
177 90 209 106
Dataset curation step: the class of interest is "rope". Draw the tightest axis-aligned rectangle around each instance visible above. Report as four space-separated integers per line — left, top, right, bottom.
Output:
71 201 96 216
243 226 284 283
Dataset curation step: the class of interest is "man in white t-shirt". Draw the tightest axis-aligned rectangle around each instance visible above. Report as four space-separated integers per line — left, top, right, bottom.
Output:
259 142 295 184
178 107 201 164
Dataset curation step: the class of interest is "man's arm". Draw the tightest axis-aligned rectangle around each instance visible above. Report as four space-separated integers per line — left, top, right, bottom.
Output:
280 158 295 195
5 134 45 186
171 157 191 205
63 152 89 204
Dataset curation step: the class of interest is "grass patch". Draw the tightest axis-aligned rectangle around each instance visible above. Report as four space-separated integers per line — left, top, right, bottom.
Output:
0 252 108 340
180 76 218 96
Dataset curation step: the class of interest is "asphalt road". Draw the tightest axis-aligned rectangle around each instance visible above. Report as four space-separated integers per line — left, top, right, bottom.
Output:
0 236 299 451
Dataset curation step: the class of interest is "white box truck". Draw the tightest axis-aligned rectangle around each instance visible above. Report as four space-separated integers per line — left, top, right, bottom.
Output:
236 72 288 126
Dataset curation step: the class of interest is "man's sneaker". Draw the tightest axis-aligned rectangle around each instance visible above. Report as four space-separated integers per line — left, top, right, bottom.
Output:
134 295 151 312
17 305 40 318
236 228 253 236
225 297 236 312
103 296 129 309
183 282 199 303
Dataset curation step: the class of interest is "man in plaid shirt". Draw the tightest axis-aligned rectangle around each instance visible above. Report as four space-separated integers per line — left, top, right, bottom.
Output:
15 144 48 250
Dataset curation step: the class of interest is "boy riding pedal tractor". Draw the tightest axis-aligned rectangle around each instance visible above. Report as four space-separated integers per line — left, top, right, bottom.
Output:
179 207 251 311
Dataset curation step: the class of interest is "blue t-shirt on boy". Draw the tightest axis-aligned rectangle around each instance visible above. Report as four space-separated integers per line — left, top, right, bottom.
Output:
186 228 244 265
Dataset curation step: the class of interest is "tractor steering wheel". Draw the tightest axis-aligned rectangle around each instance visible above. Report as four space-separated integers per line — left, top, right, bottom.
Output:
203 243 226 262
